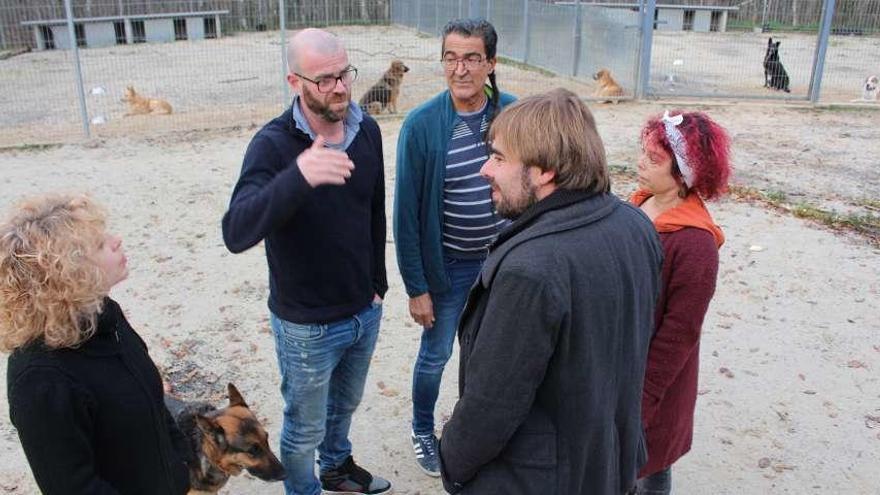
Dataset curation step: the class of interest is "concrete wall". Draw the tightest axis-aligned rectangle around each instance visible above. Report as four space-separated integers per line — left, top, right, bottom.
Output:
31 15 223 50
84 21 117 48
33 27 44 50
144 18 173 43
50 25 71 49
656 9 682 31
693 10 712 32
186 17 205 40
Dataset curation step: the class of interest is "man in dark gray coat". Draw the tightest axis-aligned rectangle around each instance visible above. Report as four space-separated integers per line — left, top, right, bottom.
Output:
439 88 663 494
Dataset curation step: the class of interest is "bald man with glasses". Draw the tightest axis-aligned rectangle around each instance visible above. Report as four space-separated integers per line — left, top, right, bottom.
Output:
222 28 390 495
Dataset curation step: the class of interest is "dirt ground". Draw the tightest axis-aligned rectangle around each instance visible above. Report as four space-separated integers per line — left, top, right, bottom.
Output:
0 98 878 494
2 24 879 146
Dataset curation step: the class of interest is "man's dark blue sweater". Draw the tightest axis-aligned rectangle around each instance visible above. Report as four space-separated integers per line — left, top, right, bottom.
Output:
222 106 387 324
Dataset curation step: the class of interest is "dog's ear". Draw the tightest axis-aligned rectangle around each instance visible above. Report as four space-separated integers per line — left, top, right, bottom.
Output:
767 37 773 46
196 414 228 450
227 383 248 408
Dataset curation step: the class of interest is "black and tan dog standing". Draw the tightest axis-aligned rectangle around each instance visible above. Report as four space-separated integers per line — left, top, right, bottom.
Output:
166 383 286 494
359 60 410 114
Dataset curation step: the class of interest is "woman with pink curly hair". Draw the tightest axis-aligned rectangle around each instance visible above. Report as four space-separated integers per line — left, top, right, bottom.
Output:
1 193 190 494
630 111 732 494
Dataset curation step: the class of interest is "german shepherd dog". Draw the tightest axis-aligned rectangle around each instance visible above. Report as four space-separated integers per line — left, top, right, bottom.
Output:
592 68 625 103
122 86 173 116
359 60 409 114
763 38 791 93
165 383 286 494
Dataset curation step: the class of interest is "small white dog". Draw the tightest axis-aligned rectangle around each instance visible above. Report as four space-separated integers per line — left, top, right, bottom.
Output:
860 75 879 101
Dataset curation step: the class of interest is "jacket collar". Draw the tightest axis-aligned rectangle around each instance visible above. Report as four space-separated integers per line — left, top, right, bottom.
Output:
481 190 620 287
72 297 123 356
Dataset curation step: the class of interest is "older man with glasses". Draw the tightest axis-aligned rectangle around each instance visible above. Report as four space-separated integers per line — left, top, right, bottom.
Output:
222 28 390 495
393 18 517 479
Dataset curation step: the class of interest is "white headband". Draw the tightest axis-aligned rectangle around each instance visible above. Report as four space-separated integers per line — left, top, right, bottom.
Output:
661 110 694 187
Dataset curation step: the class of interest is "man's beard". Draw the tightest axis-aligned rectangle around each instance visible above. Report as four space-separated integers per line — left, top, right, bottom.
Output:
495 167 539 220
302 87 348 123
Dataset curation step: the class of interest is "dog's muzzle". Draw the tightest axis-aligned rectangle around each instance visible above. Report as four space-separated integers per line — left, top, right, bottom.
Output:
247 455 287 481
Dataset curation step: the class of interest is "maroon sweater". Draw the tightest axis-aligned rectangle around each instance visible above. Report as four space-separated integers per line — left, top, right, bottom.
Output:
630 190 723 477
640 227 719 476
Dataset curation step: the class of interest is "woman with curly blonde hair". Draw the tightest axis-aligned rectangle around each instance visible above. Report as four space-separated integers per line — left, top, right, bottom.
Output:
2 193 190 494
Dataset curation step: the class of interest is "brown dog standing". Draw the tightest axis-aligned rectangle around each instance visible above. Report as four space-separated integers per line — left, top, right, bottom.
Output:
593 68 625 104
167 383 286 494
122 86 173 116
359 60 410 114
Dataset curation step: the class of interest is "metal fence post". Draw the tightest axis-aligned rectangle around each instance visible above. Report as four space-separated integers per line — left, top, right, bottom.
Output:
63 0 90 139
571 0 582 77
486 0 492 22
435 0 440 34
636 0 656 100
522 0 531 64
469 0 479 18
416 0 422 33
280 0 289 109
808 0 836 103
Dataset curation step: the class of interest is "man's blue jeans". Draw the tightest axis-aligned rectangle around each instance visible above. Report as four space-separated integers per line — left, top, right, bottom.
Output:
271 302 382 495
412 257 483 436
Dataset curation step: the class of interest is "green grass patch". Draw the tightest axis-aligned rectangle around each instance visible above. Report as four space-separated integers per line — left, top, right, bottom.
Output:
791 203 880 237
764 189 787 203
0 143 62 153
497 56 557 78
815 104 880 112
727 19 821 33
730 185 880 245
856 198 880 211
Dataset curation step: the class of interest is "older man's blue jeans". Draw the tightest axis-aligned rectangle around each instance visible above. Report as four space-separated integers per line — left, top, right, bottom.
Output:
271 302 382 495
412 257 483 436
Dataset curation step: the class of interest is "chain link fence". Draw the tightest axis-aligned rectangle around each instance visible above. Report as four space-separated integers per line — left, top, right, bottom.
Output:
0 0 876 146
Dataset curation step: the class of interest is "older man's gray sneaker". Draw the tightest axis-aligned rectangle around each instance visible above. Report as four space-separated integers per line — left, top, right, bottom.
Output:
320 455 392 494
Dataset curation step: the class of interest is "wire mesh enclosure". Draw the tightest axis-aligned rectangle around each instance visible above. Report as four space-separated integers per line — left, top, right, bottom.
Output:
0 0 875 145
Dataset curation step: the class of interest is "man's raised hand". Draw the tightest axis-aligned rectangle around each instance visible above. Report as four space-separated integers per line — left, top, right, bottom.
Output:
297 135 355 187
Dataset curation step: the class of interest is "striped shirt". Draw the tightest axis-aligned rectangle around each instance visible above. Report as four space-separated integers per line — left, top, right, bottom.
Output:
442 104 506 259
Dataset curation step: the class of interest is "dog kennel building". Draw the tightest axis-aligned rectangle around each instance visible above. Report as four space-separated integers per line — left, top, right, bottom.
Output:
573 3 737 33
652 3 737 32
22 10 228 50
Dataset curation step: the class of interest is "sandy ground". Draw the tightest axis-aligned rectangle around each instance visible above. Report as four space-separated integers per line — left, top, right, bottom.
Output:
2 25 880 146
0 100 878 494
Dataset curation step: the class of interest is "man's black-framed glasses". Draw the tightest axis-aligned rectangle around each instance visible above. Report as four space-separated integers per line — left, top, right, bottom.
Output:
295 67 358 93
441 54 485 71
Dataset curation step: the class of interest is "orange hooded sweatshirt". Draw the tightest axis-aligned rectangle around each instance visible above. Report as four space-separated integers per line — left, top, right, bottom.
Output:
630 189 724 248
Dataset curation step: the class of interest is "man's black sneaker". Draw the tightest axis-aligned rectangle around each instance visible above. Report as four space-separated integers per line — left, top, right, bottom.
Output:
320 455 392 494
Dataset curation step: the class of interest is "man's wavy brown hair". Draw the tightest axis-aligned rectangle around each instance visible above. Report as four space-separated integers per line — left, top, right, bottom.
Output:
488 87 610 194
0 194 108 352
